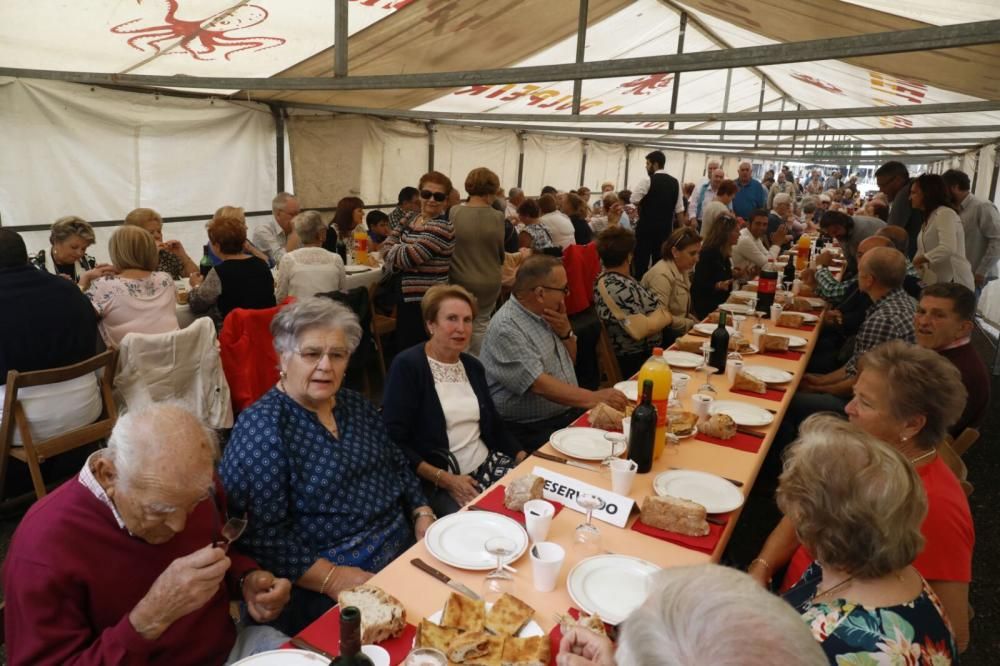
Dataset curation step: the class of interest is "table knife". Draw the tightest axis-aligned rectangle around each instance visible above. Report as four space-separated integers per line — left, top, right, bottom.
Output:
290 636 335 660
411 558 481 600
531 450 600 472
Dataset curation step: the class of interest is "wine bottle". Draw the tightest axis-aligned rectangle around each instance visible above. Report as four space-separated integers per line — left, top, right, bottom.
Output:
330 606 375 665
627 380 656 474
757 261 778 315
783 255 796 284
708 311 729 375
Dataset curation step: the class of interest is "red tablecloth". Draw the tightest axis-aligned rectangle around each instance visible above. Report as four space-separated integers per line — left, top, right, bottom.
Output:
694 430 764 454
471 485 564 524
630 511 732 555
287 606 417 665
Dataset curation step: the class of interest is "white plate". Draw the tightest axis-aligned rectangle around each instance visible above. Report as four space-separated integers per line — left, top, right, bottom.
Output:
424 512 528 571
693 323 737 336
663 351 703 368
789 312 819 323
344 265 372 274
551 427 626 460
803 297 825 308
652 470 746 514
742 365 793 384
718 303 753 315
768 334 808 348
230 650 327 665
614 380 639 401
426 603 543 638
709 400 774 427
567 555 660 625
731 290 757 301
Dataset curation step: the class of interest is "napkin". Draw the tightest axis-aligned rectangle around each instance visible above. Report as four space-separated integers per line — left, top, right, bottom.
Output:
759 348 804 361
471 484 564 524
695 430 764 454
548 608 617 666
730 386 785 402
630 512 730 555
288 606 417 664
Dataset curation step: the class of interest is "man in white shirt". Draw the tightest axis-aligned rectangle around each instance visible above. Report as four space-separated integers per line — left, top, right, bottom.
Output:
537 193 575 249
694 167 725 223
506 187 525 222
252 192 300 264
942 168 1000 290
631 151 687 278
733 209 786 272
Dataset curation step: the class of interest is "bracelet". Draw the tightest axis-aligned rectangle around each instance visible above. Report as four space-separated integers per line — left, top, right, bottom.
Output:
318 564 337 596
749 557 773 582
413 510 437 522
433 468 445 487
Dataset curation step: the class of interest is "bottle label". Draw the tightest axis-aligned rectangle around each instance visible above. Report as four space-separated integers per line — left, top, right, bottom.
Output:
758 276 777 294
652 399 667 428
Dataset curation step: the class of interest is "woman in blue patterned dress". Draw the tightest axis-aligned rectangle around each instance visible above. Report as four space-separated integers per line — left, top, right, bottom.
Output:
219 297 433 635
779 415 957 664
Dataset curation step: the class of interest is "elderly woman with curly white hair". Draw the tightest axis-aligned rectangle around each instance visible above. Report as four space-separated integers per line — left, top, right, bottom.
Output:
274 210 346 300
219 297 432 635
778 414 958 663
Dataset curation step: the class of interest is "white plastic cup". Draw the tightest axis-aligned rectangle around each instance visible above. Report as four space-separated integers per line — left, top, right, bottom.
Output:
362 645 391 666
751 324 766 349
770 303 783 321
608 458 638 495
726 359 744 384
692 394 714 424
523 499 555 544
621 417 631 441
529 542 566 592
792 279 802 296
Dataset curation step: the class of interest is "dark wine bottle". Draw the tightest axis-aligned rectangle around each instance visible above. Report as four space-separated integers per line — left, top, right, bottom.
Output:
330 606 375 665
627 380 656 474
757 261 778 315
708 310 729 375
783 255 796 284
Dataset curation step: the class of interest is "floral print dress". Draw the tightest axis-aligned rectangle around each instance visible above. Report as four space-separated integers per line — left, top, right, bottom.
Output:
789 562 957 664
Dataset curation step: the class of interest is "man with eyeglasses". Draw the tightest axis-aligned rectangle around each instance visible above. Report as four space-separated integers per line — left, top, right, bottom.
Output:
3 403 292 665
252 191 300 264
480 255 628 451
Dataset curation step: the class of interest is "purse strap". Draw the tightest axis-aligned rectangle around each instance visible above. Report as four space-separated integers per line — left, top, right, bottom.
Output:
596 274 631 323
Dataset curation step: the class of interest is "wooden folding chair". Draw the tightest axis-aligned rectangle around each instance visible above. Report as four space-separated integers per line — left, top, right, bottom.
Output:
950 427 980 458
937 441 974 497
368 282 397 378
595 320 622 387
0 350 118 500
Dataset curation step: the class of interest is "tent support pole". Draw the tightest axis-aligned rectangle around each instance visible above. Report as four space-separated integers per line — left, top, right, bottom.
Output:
668 11 688 131
777 97 785 139
580 141 589 187
334 0 348 77
754 77 766 148
720 68 732 140
624 146 632 190
989 149 1000 203
516 131 525 189
271 105 285 193
790 105 801 157
426 122 436 172
571 0 589 115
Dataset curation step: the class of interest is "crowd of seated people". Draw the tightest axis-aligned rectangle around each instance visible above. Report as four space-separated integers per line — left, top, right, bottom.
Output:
0 158 993 664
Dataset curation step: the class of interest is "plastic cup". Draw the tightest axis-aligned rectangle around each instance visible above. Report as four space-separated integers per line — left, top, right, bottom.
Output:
362 645 391 666
692 394 714 424
608 458 638 495
770 303 783 321
726 359 745 384
621 417 631 441
529 542 566 592
523 499 555 544
792 279 802 296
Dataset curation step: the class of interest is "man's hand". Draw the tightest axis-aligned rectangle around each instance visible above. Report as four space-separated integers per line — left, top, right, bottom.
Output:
542 303 572 339
814 252 835 268
443 473 482 506
822 309 843 326
242 570 292 624
557 627 617 666
188 271 204 288
799 268 817 287
590 388 628 411
129 545 231 641
913 254 929 269
770 226 788 247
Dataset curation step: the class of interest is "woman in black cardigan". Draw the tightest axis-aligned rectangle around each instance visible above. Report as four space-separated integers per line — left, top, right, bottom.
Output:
692 213 741 318
382 284 525 516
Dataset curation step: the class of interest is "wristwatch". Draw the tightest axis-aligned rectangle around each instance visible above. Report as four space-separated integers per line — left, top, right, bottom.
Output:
559 330 576 340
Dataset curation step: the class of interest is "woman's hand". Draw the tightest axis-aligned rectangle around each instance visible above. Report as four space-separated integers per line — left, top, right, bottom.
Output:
188 271 204 288
443 473 482 506
415 514 435 540
324 565 374 600
913 254 928 269
557 628 617 666
515 451 528 464
79 263 116 291
163 240 189 257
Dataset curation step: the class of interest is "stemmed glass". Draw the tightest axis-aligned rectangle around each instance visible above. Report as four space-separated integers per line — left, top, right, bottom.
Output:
210 493 248 549
483 536 517 602
603 432 626 464
574 493 605 553
697 342 717 395
732 313 747 339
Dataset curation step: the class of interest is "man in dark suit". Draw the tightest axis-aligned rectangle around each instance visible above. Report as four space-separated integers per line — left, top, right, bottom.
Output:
631 150 686 278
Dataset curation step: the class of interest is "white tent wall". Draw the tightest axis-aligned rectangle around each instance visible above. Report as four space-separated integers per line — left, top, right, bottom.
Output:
582 141 626 193
434 125 520 195
521 134 585 195
1 78 281 263
359 118 430 205
975 146 996 203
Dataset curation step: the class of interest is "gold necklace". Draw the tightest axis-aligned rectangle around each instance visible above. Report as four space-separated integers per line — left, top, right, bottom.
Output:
814 574 856 601
909 449 936 465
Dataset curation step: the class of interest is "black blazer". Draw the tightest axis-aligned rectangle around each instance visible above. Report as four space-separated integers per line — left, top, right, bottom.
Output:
382 344 522 471
691 246 733 318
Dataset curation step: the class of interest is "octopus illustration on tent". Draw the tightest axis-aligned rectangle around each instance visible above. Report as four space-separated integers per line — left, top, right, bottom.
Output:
111 0 286 61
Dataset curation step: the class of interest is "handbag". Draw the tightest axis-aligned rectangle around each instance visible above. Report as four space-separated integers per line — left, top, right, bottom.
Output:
596 275 671 341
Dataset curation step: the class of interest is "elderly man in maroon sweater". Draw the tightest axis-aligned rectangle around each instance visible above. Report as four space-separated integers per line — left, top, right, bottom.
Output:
2 404 292 665
915 283 990 436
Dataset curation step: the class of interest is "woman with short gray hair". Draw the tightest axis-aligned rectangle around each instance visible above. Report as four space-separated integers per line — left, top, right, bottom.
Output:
30 215 114 289
779 414 957 663
220 297 432 635
274 210 346 301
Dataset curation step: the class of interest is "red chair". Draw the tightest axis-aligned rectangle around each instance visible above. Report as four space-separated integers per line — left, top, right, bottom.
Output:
562 242 601 316
219 298 294 414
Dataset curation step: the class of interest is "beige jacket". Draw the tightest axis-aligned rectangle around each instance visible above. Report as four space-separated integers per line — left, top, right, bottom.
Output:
641 259 697 334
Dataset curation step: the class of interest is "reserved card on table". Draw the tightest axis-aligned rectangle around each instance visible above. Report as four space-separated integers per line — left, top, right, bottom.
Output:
532 466 634 528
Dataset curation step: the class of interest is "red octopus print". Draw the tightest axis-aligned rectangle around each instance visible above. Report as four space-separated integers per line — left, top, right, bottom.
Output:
111 1 286 61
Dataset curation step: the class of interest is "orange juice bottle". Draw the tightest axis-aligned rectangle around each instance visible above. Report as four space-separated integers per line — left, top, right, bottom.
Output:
795 234 811 271
636 347 672 460
353 227 369 265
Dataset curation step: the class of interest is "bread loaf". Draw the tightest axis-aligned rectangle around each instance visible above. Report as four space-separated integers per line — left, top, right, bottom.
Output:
504 475 544 511
777 312 805 328
783 297 814 312
640 495 710 537
336 584 406 643
667 411 698 436
699 413 736 440
589 402 625 430
673 337 706 354
760 334 789 352
732 370 767 394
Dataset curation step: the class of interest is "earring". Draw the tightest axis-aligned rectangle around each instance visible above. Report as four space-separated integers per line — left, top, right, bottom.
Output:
279 370 287 380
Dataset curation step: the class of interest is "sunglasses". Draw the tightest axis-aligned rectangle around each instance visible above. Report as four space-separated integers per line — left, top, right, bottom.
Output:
420 189 448 202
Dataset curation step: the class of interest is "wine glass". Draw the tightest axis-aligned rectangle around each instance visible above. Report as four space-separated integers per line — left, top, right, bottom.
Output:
732 313 746 338
574 493 605 553
697 343 717 395
603 432 626 464
482 536 517 602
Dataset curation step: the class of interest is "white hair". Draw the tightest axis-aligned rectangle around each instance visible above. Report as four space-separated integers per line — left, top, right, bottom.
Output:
105 402 218 487
773 193 792 207
292 210 326 244
271 297 363 356
272 191 297 215
615 564 827 665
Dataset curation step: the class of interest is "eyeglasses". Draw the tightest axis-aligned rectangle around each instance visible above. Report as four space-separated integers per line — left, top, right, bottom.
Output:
539 284 571 295
420 189 448 202
293 347 350 365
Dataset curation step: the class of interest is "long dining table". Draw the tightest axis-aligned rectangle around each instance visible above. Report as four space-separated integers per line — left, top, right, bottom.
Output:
290 253 843 661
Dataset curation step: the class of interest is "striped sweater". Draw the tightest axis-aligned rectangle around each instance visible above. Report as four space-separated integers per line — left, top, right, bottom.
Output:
381 214 455 302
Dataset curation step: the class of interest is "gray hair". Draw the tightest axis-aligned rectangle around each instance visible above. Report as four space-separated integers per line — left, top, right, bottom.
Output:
773 193 792 207
272 191 297 215
50 216 96 246
271 297 363 356
105 402 218 488
801 197 817 214
616 564 827 665
512 254 561 294
508 187 523 199
292 210 326 244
